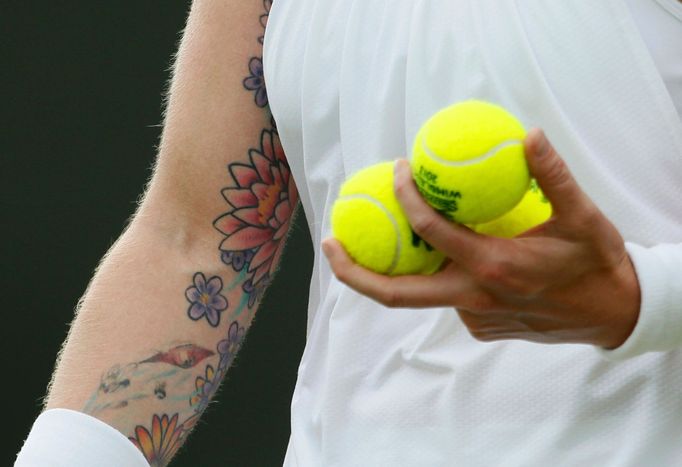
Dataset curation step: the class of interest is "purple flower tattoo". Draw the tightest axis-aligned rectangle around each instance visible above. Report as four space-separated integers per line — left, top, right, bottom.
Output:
190 365 217 414
217 321 246 370
189 321 246 414
221 249 255 273
258 0 273 45
243 57 268 108
243 274 270 308
185 273 228 327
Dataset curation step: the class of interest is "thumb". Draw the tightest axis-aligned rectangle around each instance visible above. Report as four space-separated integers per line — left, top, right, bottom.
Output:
524 128 587 221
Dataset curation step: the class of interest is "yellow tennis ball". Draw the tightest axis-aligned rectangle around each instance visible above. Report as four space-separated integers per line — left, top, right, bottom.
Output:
411 100 530 224
471 179 553 238
331 162 445 275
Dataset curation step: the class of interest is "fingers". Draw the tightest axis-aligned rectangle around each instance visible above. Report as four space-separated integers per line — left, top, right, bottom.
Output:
393 159 490 266
524 129 592 223
321 238 480 309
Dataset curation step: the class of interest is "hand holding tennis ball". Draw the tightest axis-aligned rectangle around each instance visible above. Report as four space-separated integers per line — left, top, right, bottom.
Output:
323 127 640 349
330 100 551 277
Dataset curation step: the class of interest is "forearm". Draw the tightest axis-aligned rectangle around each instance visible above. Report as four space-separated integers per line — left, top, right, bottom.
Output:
40 0 296 463
44 159 296 465
46 214 247 424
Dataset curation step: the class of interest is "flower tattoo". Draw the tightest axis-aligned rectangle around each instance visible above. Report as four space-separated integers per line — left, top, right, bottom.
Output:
213 129 298 289
217 320 246 369
243 57 268 108
243 274 270 308
221 249 255 273
185 272 228 327
189 320 247 413
129 413 185 466
189 364 217 414
258 0 273 45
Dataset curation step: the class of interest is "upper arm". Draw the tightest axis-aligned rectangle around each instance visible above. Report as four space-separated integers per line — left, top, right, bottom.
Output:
140 0 297 251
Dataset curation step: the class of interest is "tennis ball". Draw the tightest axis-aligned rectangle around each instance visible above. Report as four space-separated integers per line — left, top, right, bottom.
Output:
411 100 530 224
331 162 445 275
471 179 553 238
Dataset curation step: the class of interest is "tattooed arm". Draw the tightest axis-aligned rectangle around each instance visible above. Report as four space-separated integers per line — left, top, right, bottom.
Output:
41 0 295 464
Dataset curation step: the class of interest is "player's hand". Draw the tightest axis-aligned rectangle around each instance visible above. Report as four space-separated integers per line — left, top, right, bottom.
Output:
322 129 640 349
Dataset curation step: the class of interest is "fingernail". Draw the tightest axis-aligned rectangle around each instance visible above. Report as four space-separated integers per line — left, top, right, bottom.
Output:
321 240 334 258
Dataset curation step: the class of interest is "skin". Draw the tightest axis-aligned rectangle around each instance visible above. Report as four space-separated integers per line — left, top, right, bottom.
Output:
42 1 296 464
322 128 641 349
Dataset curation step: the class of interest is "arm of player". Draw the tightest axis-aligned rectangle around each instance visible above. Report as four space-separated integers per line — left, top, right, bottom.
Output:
22 0 299 465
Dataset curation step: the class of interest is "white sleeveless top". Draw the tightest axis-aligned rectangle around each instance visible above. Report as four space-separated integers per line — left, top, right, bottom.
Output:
263 1 682 466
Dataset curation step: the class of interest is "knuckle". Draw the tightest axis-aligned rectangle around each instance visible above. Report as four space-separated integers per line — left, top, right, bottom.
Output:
575 204 602 230
474 261 508 286
411 214 438 238
473 257 536 296
544 154 572 188
393 178 410 197
381 287 403 308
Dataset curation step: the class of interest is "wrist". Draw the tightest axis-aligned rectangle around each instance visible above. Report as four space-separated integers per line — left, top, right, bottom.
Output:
599 253 641 349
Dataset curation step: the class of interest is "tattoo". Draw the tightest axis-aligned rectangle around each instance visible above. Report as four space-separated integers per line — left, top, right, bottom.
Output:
138 343 214 369
189 364 217 413
257 0 272 45
213 0 296 311
244 57 267 108
129 413 190 467
221 249 254 272
213 128 296 308
98 325 246 462
243 275 269 308
84 343 212 416
185 272 228 327
189 321 246 413
106 4 282 463
244 0 273 107
154 382 167 400
217 321 246 369
99 365 131 394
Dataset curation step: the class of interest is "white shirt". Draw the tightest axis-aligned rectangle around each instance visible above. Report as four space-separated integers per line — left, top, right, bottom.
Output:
16 1 682 466
266 0 682 465
626 0 682 116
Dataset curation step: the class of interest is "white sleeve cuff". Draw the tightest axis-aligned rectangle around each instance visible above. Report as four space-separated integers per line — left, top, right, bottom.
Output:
15 408 149 467
597 242 682 361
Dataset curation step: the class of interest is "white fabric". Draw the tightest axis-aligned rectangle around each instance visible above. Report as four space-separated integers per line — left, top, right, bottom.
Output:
15 408 149 466
625 0 682 116
263 0 682 466
15 2 682 466
597 0 682 361
600 242 682 360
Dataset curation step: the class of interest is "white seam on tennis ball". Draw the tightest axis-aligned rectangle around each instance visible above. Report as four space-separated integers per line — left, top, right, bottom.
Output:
336 194 401 275
421 134 522 167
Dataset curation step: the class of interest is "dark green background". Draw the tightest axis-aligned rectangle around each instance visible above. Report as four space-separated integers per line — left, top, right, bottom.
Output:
3 2 312 465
